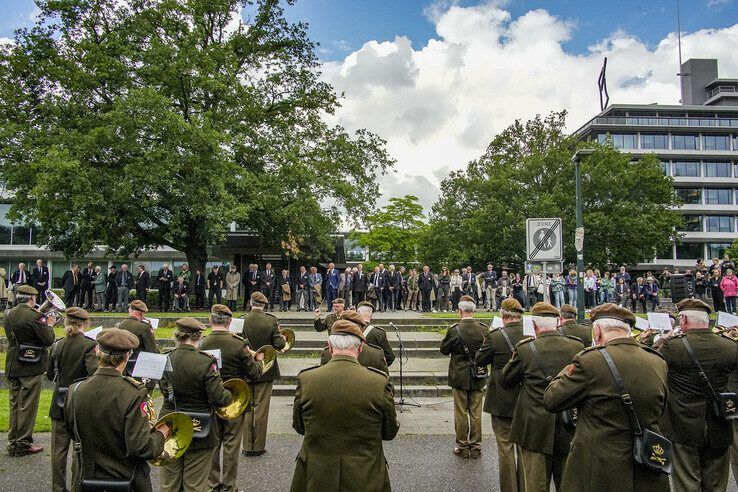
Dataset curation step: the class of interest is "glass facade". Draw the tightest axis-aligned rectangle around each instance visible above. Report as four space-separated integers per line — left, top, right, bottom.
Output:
674 161 701 177
641 134 668 149
683 215 703 232
705 215 733 232
707 243 732 260
0 203 35 245
703 135 731 151
704 161 732 178
705 189 732 204
676 188 701 204
676 242 704 260
672 134 699 150
598 133 637 149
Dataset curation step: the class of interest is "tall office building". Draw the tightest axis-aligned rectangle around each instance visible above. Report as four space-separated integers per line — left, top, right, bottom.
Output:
575 58 738 269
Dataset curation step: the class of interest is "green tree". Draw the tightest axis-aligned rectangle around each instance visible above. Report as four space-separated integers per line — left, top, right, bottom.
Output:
420 111 683 271
351 195 425 265
0 0 393 272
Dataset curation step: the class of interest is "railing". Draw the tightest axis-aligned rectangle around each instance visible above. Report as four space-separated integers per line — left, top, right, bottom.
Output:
594 116 738 127
707 86 737 100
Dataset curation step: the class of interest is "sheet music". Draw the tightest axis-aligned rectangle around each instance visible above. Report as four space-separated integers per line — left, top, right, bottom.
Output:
491 317 504 329
634 316 650 331
647 313 672 332
203 349 222 368
131 352 169 380
522 316 535 337
718 311 738 328
84 326 103 340
229 318 245 333
147 318 160 329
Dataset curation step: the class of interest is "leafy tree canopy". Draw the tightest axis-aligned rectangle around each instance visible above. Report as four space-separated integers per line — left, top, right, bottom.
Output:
420 111 683 271
0 0 393 272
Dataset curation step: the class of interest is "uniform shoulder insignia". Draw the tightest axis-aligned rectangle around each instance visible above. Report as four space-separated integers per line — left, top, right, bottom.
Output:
366 342 382 350
230 332 244 340
367 366 390 378
577 345 599 357
298 365 321 375
71 376 90 384
515 337 535 347
488 326 500 333
566 335 584 344
373 325 386 333
124 376 144 388
641 345 665 359
264 311 277 318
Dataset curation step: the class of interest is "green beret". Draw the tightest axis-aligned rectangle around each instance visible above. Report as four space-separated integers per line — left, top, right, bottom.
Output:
17 285 38 296
175 317 207 333
329 319 366 341
676 298 712 314
590 302 636 328
531 302 560 317
500 298 524 314
97 328 139 354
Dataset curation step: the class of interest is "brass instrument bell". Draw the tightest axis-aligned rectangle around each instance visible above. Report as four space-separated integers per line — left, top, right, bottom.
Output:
256 345 277 374
280 328 295 354
215 378 252 420
150 412 195 466
37 290 66 324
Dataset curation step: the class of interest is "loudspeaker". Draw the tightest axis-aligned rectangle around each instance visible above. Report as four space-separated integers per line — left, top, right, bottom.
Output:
669 274 693 304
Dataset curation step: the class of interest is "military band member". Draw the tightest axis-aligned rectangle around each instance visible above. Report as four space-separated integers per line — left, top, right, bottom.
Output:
357 301 396 366
4 284 56 456
501 302 584 491
65 328 170 491
241 291 286 456
201 304 264 492
475 297 527 492
160 317 233 492
440 295 487 458
314 298 344 332
543 303 669 491
291 320 399 491
47 307 97 492
319 310 389 375
558 304 592 347
658 298 737 491
117 299 157 378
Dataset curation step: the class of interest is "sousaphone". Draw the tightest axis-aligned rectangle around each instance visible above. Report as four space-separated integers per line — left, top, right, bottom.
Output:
216 378 252 420
150 412 195 466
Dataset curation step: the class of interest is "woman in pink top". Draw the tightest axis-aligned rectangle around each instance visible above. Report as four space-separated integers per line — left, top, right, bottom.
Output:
720 269 738 314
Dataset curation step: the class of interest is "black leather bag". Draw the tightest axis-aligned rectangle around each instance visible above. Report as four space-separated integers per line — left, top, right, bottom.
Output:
79 479 133 491
16 343 43 363
529 340 577 428
681 337 738 421
455 326 488 380
182 410 213 441
55 387 68 413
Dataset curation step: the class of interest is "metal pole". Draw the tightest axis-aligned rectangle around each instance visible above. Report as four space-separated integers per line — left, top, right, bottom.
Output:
575 156 585 323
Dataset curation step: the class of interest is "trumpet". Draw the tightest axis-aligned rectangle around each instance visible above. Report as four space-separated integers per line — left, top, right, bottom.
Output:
280 328 295 354
150 412 195 466
215 378 252 420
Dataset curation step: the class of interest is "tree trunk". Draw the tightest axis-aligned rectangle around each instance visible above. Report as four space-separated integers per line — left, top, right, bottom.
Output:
184 242 209 278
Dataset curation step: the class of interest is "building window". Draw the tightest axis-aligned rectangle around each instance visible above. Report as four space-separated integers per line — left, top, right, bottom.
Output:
683 215 703 232
705 189 732 205
676 188 701 204
676 242 704 260
672 134 699 150
702 135 731 151
705 215 733 232
704 161 732 178
673 161 701 177
660 161 670 176
0 204 11 245
599 133 637 149
640 134 668 149
707 243 733 260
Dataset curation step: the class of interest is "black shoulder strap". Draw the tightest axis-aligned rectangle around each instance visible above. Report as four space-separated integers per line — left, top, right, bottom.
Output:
51 338 62 382
680 337 720 400
70 380 85 466
529 341 552 382
455 325 476 365
598 348 644 436
499 328 515 352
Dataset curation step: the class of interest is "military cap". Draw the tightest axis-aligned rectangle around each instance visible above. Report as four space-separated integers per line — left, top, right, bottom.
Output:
97 328 139 354
500 297 524 314
211 303 233 317
341 310 367 328
332 298 345 305
129 299 149 313
531 302 560 317
109 265 117 270
329 319 366 341
560 304 577 317
459 295 475 303
357 301 375 312
590 302 636 328
65 306 90 321
250 291 269 305
175 317 207 333
17 285 38 296
675 298 712 314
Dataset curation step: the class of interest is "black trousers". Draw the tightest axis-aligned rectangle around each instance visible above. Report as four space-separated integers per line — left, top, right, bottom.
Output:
354 291 366 303
136 288 148 303
159 288 171 311
208 288 222 307
421 289 431 311
195 291 205 309
64 287 79 307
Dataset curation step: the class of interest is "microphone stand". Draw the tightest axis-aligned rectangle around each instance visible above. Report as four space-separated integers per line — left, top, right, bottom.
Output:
389 322 420 411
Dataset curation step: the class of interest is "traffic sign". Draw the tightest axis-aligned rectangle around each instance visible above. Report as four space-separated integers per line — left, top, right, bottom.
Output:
525 261 564 274
526 218 563 261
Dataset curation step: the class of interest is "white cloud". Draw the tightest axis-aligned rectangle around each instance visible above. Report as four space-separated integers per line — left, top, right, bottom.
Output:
321 2 738 208
707 0 732 9
0 37 14 45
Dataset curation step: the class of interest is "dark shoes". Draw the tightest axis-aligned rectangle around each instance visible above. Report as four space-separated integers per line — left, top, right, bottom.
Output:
469 449 481 459
452 447 470 458
8 444 43 457
242 450 266 457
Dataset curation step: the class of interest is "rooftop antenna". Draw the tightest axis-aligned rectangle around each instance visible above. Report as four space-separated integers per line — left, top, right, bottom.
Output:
598 57 609 111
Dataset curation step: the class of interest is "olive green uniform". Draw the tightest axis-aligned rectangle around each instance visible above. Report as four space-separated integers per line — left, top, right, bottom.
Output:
160 345 233 492
241 309 286 453
729 364 738 484
500 332 584 492
47 333 97 492
543 338 670 491
117 317 157 376
4 303 55 454
320 342 389 375
291 355 399 491
314 312 340 332
364 324 396 366
200 331 262 492
475 321 527 492
65 368 165 491
440 318 487 453
558 320 592 347
658 330 738 491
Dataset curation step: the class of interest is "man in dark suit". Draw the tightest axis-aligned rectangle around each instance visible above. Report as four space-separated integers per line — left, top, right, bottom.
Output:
10 263 31 306
242 264 259 310
157 263 174 311
259 263 276 311
32 259 49 304
207 265 223 307
419 265 434 312
80 261 95 308
192 268 206 309
370 266 385 312
385 265 402 311
61 264 81 307
295 266 310 311
324 262 340 308
135 264 150 302
352 265 368 304
115 264 134 312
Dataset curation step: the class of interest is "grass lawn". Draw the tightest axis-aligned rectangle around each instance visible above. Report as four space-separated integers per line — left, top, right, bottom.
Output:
0 389 53 432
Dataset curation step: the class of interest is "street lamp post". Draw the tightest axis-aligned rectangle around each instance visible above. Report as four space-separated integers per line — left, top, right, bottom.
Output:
573 149 594 323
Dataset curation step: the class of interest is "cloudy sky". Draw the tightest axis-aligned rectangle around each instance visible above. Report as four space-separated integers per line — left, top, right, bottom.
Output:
3 0 738 211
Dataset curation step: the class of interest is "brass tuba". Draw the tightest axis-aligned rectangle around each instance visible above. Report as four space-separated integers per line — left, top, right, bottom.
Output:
37 290 66 324
215 378 252 420
150 412 195 466
255 345 278 374
279 329 295 354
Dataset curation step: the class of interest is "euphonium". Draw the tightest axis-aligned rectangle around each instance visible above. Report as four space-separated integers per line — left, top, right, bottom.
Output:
150 412 195 466
215 378 252 420
255 345 277 374
36 290 66 325
279 329 295 354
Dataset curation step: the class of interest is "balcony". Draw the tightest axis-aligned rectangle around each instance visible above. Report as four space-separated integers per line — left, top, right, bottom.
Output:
707 85 737 100
591 116 738 128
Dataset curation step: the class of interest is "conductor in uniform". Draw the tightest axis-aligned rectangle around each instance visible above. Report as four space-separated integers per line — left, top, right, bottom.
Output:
4 284 56 456
201 304 264 492
319 310 389 375
658 298 738 490
160 317 233 492
291 319 399 491
543 303 669 491
501 302 584 491
241 291 286 456
65 328 170 491
558 304 592 347
314 298 345 332
475 297 527 492
440 295 487 458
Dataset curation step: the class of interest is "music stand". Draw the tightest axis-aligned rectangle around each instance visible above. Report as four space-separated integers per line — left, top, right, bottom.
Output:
390 322 420 412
